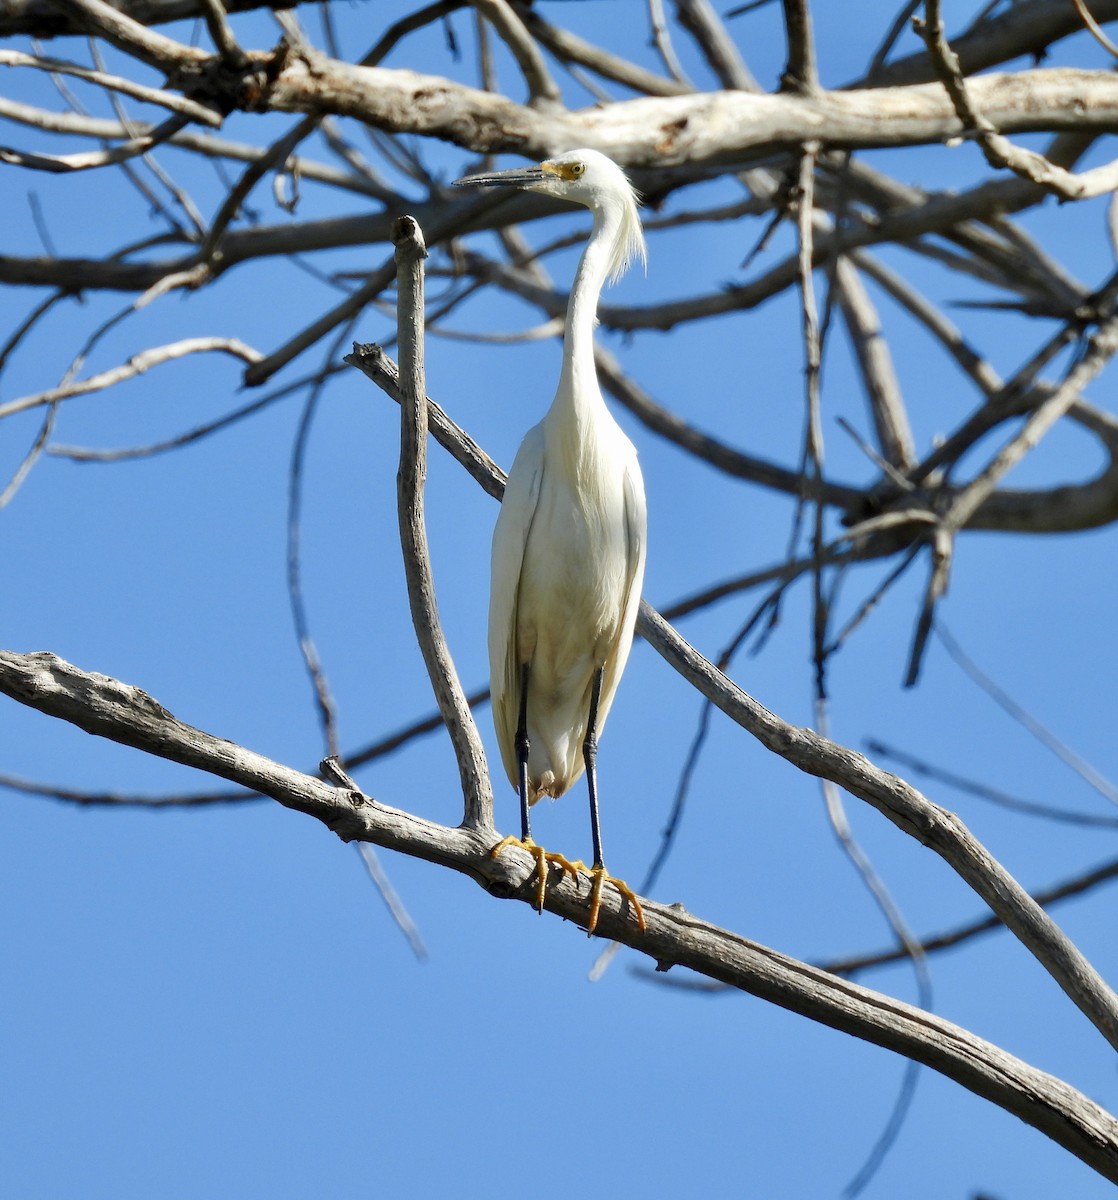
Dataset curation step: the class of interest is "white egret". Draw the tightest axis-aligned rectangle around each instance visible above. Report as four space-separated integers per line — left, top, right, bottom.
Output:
454 149 647 935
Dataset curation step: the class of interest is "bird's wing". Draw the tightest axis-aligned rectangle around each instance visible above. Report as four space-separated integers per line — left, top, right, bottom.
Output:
622 457 648 602
488 424 546 791
597 455 648 728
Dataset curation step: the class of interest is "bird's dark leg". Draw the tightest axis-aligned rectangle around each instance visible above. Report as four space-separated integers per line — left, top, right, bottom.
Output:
584 666 605 869
516 662 531 844
491 662 580 913
582 667 644 936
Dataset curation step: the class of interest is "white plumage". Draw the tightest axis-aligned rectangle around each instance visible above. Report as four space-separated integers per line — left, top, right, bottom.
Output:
454 148 647 932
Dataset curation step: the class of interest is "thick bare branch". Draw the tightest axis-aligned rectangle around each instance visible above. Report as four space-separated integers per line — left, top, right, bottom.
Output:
55 0 208 72
263 62 1118 164
2 647 1118 1181
635 605 1118 1054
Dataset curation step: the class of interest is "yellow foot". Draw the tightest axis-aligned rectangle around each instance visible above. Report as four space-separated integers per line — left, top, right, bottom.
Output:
490 835 581 914
586 863 646 937
489 838 646 934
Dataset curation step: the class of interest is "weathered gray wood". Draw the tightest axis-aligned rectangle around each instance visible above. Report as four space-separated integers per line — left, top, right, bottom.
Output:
2 646 1117 1181
390 216 492 831
637 605 1118 1055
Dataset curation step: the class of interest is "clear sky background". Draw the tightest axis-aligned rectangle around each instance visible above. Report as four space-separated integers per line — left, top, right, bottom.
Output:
2 2 1118 1197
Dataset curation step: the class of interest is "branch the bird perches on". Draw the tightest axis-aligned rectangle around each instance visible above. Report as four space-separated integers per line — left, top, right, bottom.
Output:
2 645 1118 1182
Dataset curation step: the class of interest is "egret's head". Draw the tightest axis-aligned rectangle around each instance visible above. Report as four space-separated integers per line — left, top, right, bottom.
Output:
453 148 645 283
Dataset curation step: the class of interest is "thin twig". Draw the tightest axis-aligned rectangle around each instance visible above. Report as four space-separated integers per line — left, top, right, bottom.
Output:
470 0 561 105
646 0 693 85
354 843 430 960
0 48 221 124
516 2 691 96
0 337 263 421
866 739 1118 827
803 134 927 1189
1071 0 1118 61
935 624 1118 807
319 758 429 961
0 113 189 173
824 856 1118 977
47 371 328 462
848 250 1002 398
287 347 348 760
0 402 57 510
941 311 1118 534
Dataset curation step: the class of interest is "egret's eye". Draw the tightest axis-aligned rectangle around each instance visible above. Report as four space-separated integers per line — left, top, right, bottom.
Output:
553 160 586 181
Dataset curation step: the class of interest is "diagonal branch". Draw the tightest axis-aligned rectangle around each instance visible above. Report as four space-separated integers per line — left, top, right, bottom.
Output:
516 2 691 97
55 0 208 72
345 343 505 501
635 604 1118 1054
0 48 222 124
198 0 247 70
1 647 1117 1181
824 856 1118 977
834 257 915 470
916 0 1118 199
469 0 562 106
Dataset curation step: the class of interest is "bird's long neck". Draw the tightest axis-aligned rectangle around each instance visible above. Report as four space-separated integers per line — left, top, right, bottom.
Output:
553 203 619 425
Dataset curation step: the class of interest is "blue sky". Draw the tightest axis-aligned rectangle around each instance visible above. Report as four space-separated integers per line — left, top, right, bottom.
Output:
3 2 1118 1196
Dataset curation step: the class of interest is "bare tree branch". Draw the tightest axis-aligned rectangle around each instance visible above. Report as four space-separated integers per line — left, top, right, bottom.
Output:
1 0 327 38
916 0 1118 199
2 647 1118 1180
0 337 263 420
470 0 561 107
636 605 1118 1053
825 856 1118 977
390 216 492 831
1 113 190 172
0 47 222 124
